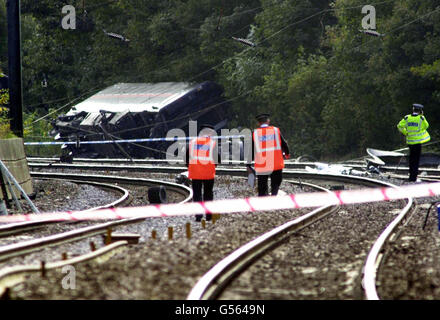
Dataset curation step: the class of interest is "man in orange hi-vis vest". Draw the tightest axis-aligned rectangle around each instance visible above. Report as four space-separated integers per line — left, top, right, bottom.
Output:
186 124 219 222
247 113 290 197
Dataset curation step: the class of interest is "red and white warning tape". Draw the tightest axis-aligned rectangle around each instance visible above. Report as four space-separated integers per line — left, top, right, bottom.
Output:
0 182 439 224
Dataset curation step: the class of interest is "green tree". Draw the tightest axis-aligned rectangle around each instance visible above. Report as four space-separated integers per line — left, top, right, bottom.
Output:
12 0 440 159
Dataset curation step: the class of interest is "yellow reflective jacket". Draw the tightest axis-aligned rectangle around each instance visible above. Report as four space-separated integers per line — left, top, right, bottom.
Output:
397 113 430 145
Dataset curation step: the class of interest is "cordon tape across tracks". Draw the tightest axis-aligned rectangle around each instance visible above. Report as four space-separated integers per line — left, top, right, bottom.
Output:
0 182 438 223
23 135 246 146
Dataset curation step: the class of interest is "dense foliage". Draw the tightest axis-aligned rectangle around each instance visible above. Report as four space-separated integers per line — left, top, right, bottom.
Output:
0 0 439 159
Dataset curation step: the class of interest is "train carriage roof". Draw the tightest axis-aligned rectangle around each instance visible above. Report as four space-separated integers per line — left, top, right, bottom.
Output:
67 82 197 114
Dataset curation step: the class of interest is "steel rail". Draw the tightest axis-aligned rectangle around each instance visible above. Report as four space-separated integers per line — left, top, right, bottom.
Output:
187 180 337 300
39 178 132 212
27 157 440 175
341 162 440 176
21 163 420 299
0 221 59 237
362 180 415 300
28 161 409 186
29 172 193 201
27 157 315 169
0 179 131 238
0 241 128 297
187 174 414 300
0 179 130 238
418 177 440 182
275 173 417 300
34 165 420 301
385 173 440 183
0 219 139 262
0 173 192 262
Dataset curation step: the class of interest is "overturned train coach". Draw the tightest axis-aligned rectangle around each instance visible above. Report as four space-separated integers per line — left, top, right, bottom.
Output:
51 81 230 159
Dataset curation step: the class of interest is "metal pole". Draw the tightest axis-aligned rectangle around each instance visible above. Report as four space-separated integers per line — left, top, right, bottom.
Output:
3 168 23 212
0 169 10 209
0 201 7 215
6 0 23 137
0 159 39 213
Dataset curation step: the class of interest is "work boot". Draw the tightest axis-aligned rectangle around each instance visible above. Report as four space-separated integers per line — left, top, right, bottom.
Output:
205 213 212 221
195 214 203 222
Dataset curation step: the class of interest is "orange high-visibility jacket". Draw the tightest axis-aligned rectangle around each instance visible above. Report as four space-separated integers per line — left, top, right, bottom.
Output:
253 126 285 173
188 136 216 180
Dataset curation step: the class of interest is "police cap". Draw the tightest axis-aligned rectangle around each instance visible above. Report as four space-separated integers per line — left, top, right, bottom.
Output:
412 103 424 110
255 113 270 122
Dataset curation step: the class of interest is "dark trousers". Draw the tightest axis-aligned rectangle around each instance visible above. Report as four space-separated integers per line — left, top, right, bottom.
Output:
408 144 422 182
257 170 283 196
192 179 214 221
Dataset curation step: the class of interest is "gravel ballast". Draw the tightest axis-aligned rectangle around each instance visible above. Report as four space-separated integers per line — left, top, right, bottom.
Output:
3 171 440 300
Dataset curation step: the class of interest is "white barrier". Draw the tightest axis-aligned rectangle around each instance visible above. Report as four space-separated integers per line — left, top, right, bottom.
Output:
0 182 438 223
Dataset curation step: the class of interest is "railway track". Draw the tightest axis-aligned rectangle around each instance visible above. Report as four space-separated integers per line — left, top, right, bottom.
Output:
0 172 192 255
25 159 380 183
27 157 315 170
26 159 317 177
186 174 415 300
29 157 440 183
0 172 193 295
3 161 438 300
30 172 192 201
187 179 337 300
0 179 130 238
27 156 440 176
29 165 427 299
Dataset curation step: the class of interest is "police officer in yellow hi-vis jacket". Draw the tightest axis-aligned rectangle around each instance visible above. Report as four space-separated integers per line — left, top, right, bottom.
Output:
397 103 430 182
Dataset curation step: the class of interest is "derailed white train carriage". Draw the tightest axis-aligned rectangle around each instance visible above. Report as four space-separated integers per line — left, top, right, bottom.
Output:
51 81 230 159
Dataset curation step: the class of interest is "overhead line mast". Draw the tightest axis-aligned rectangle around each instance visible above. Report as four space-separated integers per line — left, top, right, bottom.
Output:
6 0 23 137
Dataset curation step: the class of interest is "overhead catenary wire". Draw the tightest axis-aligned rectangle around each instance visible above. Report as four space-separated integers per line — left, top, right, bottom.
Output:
24 2 191 129
171 1 401 92
25 85 104 128
25 53 182 130
8 0 188 151
348 5 440 53
62 2 390 140
27 0 439 155
31 0 395 126
77 0 428 139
